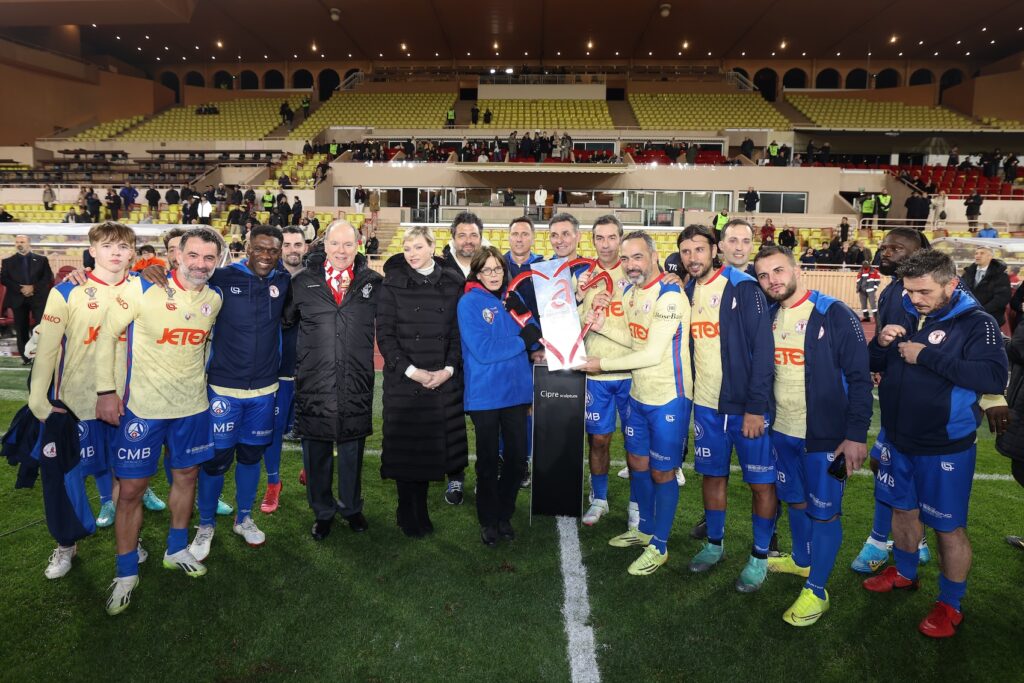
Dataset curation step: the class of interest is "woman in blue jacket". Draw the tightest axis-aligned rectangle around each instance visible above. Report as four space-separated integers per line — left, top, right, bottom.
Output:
457 246 541 546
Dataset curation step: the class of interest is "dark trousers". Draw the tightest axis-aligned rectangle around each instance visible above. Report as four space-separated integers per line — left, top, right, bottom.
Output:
470 404 528 527
13 300 44 357
301 437 365 521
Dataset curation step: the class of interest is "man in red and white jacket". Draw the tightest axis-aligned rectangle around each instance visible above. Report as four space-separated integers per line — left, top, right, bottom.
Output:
856 261 882 322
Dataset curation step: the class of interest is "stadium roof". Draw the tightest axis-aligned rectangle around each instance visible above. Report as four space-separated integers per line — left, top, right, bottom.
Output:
0 0 1021 68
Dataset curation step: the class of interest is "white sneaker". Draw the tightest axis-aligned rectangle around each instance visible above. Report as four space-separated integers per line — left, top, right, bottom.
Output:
105 575 139 616
676 468 686 486
188 524 215 562
617 466 630 480
137 541 148 564
232 516 266 547
163 548 207 577
582 499 610 526
627 501 640 530
44 545 76 579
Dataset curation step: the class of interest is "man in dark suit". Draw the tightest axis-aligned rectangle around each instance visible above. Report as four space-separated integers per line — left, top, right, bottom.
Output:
1 235 53 363
553 186 568 204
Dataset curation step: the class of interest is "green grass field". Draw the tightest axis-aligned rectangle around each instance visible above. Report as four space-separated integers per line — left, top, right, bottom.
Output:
1 359 1022 682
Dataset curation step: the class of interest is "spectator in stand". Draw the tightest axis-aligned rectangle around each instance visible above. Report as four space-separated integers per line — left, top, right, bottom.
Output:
838 216 852 243
778 225 797 249
181 196 196 225
502 188 516 207
819 142 831 163
229 185 243 208
303 140 313 156
42 184 55 211
508 131 518 161
759 218 775 244
842 241 862 269
131 245 167 273
519 133 534 161
119 181 138 213
354 185 367 214
214 183 227 213
277 196 291 224
145 185 161 212
964 190 984 228
856 260 881 322
978 223 999 238
743 186 760 213
1003 152 1019 181
365 229 379 255
180 184 195 204
814 241 831 265
226 205 247 231
292 196 303 226
534 186 548 219
306 210 320 234
740 137 755 160
483 108 492 124
800 246 817 268
932 191 948 225
857 240 873 265
86 192 101 223
685 143 699 165
947 146 960 166
243 185 257 208
165 186 180 206
553 186 567 205
0 205 13 222
876 189 893 226
104 189 121 221
962 244 1011 327
197 195 213 225
904 191 930 228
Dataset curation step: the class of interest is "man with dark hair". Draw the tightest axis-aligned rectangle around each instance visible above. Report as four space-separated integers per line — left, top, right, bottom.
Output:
1 235 53 363
162 227 187 270
864 249 1007 638
742 187 759 213
548 212 581 261
720 219 756 276
663 232 684 274
754 245 871 626
679 224 777 593
504 216 544 322
441 211 483 284
145 186 160 212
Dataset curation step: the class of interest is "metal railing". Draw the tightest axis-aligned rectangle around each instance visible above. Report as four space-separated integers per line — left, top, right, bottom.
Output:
478 73 607 85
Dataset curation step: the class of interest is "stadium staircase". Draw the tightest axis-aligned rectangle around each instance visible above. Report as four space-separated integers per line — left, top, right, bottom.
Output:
607 100 639 129
772 99 814 127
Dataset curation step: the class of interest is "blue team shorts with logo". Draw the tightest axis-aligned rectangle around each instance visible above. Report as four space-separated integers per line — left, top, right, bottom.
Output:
75 419 114 477
273 378 296 436
873 439 976 532
623 395 691 471
869 427 888 463
585 378 631 435
111 408 214 479
208 387 276 449
771 431 844 520
692 405 775 484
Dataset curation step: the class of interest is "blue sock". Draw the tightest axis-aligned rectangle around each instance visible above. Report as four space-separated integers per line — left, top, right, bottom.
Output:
197 470 224 527
650 479 680 554
234 462 260 524
631 469 655 536
751 514 775 558
706 509 726 544
870 499 892 544
629 478 636 504
591 473 609 501
116 550 139 578
805 517 842 600
893 546 919 581
788 506 812 568
166 527 188 555
163 453 173 487
938 574 967 611
264 437 282 485
94 471 114 504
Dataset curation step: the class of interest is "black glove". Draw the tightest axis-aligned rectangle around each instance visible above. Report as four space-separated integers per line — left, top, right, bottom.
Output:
518 324 542 348
504 293 530 317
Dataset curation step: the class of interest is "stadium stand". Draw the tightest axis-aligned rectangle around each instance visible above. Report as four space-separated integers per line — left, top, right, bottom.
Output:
288 92 456 139
470 99 614 130
628 93 791 130
118 97 303 141
786 94 978 130
70 115 145 141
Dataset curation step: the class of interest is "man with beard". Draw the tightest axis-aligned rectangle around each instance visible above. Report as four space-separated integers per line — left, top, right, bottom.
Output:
863 250 1007 638
754 245 871 626
96 227 224 615
679 224 777 593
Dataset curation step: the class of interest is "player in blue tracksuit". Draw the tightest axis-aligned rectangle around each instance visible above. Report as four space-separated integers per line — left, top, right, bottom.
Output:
754 246 872 626
180 226 292 560
862 249 1007 639
259 227 307 511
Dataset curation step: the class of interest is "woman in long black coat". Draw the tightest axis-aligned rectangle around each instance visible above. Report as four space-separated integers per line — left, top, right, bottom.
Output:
376 226 467 537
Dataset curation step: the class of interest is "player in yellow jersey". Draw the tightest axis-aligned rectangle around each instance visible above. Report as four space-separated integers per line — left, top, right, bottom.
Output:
754 245 871 626
96 227 224 615
581 231 692 575
29 222 140 580
579 215 636 527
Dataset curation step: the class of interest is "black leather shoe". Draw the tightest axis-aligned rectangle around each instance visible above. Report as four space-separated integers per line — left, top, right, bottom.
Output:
481 525 498 547
497 520 515 541
311 519 332 541
344 512 369 532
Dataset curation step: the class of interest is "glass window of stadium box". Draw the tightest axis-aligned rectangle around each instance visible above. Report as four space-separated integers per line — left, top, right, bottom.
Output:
755 192 808 214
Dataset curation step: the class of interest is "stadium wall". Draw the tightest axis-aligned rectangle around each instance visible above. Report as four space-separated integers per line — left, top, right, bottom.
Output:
786 83 940 106
944 70 1024 122
180 86 312 107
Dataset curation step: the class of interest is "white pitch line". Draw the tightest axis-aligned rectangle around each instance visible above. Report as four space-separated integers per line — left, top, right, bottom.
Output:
607 459 1014 482
556 516 601 683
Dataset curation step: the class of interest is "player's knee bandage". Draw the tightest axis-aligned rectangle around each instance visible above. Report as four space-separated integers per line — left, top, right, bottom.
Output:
236 442 265 466
203 446 236 476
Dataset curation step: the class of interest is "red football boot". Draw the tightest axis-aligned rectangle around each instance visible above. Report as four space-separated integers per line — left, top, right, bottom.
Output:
260 482 282 513
863 566 919 593
919 601 963 638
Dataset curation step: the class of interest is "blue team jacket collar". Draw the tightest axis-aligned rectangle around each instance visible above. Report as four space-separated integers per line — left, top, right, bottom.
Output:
231 259 278 280
505 251 543 266
901 288 978 323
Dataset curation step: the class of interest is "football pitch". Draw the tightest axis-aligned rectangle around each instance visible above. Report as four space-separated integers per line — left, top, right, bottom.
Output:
1 363 1022 682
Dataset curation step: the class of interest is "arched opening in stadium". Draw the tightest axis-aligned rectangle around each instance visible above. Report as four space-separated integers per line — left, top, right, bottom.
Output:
782 68 807 89
159 71 180 103
213 70 233 90
239 70 259 90
184 70 205 87
753 68 778 101
875 68 901 89
910 68 934 85
293 69 314 89
940 68 964 91
318 69 340 102
845 68 868 89
815 68 840 89
263 69 284 89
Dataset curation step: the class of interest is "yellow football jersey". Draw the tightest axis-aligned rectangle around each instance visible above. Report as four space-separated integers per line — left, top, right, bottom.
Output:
771 293 815 439
691 266 729 409
579 261 631 382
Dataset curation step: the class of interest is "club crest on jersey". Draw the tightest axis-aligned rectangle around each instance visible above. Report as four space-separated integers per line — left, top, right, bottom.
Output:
125 419 148 442
795 319 808 333
709 294 721 308
642 301 652 313
210 398 231 416
43 442 57 458
618 278 630 290
201 303 213 317
585 391 593 407
482 308 495 324
879 445 891 464
928 330 946 345
85 287 97 299
693 421 704 440
77 422 89 440
269 285 280 298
